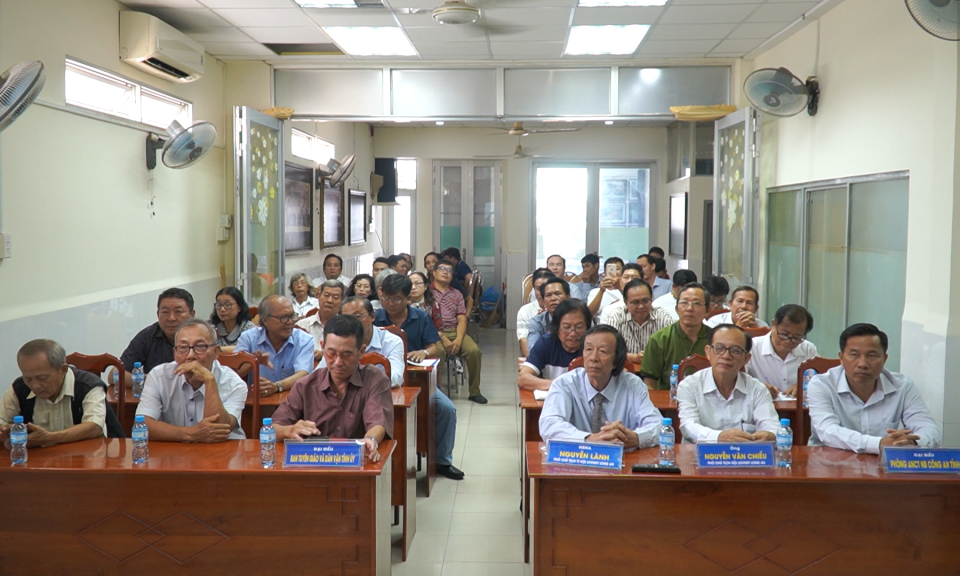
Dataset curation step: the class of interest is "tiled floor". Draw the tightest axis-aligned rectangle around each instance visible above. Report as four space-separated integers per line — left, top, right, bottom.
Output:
391 328 529 576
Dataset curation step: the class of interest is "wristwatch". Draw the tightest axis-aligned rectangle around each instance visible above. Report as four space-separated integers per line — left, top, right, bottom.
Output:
276 382 283 393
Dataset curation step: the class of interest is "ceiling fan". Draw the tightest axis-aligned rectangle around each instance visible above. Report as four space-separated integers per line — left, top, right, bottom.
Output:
424 1 530 35
476 136 553 159
490 121 580 136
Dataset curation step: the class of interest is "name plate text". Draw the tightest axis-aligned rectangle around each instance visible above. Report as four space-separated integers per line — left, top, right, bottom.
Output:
697 443 775 468
884 447 960 474
283 440 364 468
545 440 624 470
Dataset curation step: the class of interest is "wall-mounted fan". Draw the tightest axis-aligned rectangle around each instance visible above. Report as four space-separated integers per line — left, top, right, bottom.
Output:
743 67 820 117
319 154 356 187
905 0 960 41
0 60 45 133
146 119 217 170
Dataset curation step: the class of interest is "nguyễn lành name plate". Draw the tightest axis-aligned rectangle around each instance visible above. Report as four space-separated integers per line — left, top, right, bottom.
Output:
545 440 624 470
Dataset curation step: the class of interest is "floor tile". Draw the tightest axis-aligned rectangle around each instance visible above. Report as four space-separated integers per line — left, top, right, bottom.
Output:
455 475 522 495
417 491 457 513
448 511 523 536
454 492 524 515
460 458 521 476
392 561 444 576
441 562 526 576
444 534 524 563
415 511 454 535
462 445 521 462
402 533 449 563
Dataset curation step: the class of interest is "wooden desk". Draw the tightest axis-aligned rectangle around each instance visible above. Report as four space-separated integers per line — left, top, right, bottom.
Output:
108 386 138 435
527 442 960 574
392 386 419 561
0 439 394 575
405 363 439 496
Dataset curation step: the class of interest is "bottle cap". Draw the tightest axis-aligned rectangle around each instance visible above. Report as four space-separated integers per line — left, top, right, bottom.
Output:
263 418 273 426
135 415 145 423
13 416 23 424
780 418 790 427
134 362 142 368
662 417 672 425
672 364 679 369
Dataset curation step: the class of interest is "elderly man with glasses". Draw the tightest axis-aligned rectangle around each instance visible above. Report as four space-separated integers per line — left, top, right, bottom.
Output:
602 279 673 367
676 324 780 444
236 294 314 398
640 283 711 390
746 304 818 398
136 319 248 442
296 279 346 361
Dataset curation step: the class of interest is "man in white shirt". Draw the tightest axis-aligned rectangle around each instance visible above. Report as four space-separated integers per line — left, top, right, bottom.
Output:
706 286 768 329
312 253 352 286
746 304 818 397
517 269 551 356
808 323 940 454
637 254 672 300
652 269 698 322
677 324 780 443
539 325 662 448
316 297 406 388
592 262 642 322
296 280 345 360
137 319 248 442
586 257 624 318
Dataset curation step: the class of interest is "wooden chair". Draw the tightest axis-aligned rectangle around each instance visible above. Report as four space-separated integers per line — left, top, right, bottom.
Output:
520 273 533 305
303 307 319 319
677 354 710 381
66 352 125 432
360 352 391 379
795 356 841 445
466 269 484 341
706 308 729 319
249 306 260 326
218 351 260 439
382 325 408 355
744 326 771 338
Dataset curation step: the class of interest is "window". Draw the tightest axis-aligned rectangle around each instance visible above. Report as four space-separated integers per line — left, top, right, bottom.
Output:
65 59 192 129
291 129 335 166
397 158 417 190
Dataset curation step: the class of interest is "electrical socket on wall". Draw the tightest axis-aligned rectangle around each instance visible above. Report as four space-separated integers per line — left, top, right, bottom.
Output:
0 233 11 258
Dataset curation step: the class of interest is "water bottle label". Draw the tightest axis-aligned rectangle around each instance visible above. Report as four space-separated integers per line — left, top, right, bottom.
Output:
659 433 674 447
776 435 791 450
11 431 27 444
260 431 275 443
133 430 148 441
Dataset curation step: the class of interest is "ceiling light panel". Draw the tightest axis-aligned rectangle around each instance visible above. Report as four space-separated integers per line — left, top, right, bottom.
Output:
213 8 316 27
578 0 666 6
323 26 418 56
294 0 357 7
565 25 649 55
572 6 663 25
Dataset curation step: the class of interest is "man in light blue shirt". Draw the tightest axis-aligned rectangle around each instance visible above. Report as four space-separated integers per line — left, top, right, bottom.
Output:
808 323 941 454
527 277 570 352
539 325 662 449
316 297 405 388
637 254 672 300
235 294 314 398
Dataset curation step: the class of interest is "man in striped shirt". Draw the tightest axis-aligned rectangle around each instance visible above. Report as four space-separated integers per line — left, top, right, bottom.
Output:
432 259 486 404
602 279 673 367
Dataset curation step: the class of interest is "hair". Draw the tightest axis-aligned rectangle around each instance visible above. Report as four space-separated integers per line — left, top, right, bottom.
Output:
773 304 814 334
672 269 698 287
840 323 888 353
158 287 194 312
317 279 346 298
423 251 440 266
531 267 555 283
731 285 760 304
258 294 288 318
622 263 642 276
678 282 710 306
376 268 398 288
17 339 66 368
546 254 566 267
380 273 412 297
622 278 653 300
322 314 365 351
386 254 405 268
409 271 436 308
440 247 462 261
548 299 593 336
209 287 252 325
703 275 730 299
648 246 665 259
436 258 455 270
708 323 753 353
323 253 343 269
288 272 314 296
341 295 375 317
374 256 390 266
399 252 413 263
653 257 666 273
636 253 653 266
346 274 375 298
581 253 599 266
539 276 570 298
581 325 628 376
174 319 218 344
603 256 624 269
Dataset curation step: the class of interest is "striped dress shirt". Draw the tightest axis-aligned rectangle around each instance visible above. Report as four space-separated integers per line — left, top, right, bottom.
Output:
603 305 674 355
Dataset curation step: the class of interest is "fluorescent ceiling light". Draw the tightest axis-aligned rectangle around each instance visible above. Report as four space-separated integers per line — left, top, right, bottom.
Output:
565 25 649 55
323 27 417 56
296 0 357 7
578 0 667 6
605 120 614 125
436 121 444 125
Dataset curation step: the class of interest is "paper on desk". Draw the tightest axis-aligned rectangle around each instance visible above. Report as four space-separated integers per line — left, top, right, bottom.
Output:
533 389 548 401
406 358 439 368
776 394 796 402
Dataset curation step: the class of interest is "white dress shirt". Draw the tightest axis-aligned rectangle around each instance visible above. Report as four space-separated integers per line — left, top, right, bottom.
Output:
312 274 352 287
807 366 941 454
516 300 542 340
586 287 623 319
292 296 319 318
317 327 405 388
706 311 769 328
677 368 780 443
137 360 248 440
295 313 326 351
539 368 663 449
652 292 679 322
745 333 818 392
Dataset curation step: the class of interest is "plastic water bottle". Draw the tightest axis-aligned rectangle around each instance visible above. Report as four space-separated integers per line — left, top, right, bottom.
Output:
802 369 815 407
132 415 149 464
260 418 276 468
131 362 145 398
669 365 679 401
10 415 27 465
776 418 793 468
658 417 676 466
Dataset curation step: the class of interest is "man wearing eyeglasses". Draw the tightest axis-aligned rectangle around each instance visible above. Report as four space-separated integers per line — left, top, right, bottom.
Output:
296 279 346 361
676 324 780 444
236 294 314 398
651 269 699 322
137 319 248 442
603 279 673 367
746 304 818 397
706 286 768 329
640 283 711 390
316 297 406 388
432 258 486 404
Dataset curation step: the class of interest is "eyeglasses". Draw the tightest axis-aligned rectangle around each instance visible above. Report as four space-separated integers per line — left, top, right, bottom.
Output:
324 349 358 362
775 331 805 344
410 280 425 287
559 324 587 335
708 344 747 358
214 302 235 310
266 314 297 324
435 266 453 273
350 311 368 320
381 295 407 305
677 301 706 309
174 343 213 355
627 298 653 307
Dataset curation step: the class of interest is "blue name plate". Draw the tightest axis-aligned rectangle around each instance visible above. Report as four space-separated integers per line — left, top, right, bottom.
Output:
545 440 624 470
283 440 364 468
697 443 775 468
884 447 960 474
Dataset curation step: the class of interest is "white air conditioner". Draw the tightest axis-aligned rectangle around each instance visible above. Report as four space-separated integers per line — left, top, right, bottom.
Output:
119 11 204 83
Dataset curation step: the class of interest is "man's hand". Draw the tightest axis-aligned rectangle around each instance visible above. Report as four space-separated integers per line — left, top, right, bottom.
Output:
252 350 275 369
25 423 59 447
599 277 617 292
450 336 463 355
733 310 758 328
880 429 920 448
750 431 776 442
784 384 798 397
407 350 428 363
174 361 215 386
313 348 323 361
363 437 380 463
602 421 640 449
626 352 644 366
259 377 278 397
718 429 756 442
440 336 455 355
188 414 232 443
586 427 625 444
764 383 781 399
290 420 320 439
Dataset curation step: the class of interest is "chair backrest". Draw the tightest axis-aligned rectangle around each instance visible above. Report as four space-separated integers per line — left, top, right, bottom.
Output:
467 269 483 309
249 306 260 326
521 273 533 305
795 356 840 446
678 354 710 381
66 352 125 426
218 351 260 438
360 352 391 379
381 325 408 356
744 326 771 338
303 307 319 319
706 308 729 319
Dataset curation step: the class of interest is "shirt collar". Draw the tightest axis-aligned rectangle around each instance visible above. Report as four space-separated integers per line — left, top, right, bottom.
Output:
29 368 76 403
705 369 747 396
579 368 615 403
837 368 897 399
319 365 366 392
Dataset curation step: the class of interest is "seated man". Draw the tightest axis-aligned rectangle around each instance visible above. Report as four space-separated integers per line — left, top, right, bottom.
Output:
387 254 410 276
746 304 818 396
703 275 730 313
586 257 624 317
398 253 415 272
677 324 780 443
312 253 351 286
652 269 698 322
637 254 672 299
706 286 768 328
1 339 120 447
519 299 592 391
318 297 405 388
597 263 643 324
433 259 486 404
569 253 600 301
641 283 711 390
374 274 464 480
518 268 552 357
372 257 390 279
236 295 314 398
808 323 940 453
649 246 670 280
603 279 673 366
440 247 472 300
137 320 247 442
540 325 662 448
422 252 440 277
296 279 346 360
527 277 570 352
121 287 196 381
271 315 393 462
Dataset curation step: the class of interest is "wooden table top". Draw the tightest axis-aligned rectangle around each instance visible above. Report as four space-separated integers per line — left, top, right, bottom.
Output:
0 438 395 475
520 387 798 411
525 442 960 483
392 386 420 407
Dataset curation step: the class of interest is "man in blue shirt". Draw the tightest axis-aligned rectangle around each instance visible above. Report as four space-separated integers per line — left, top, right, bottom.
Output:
235 294 314 398
374 274 464 481
519 299 591 392
526 277 570 352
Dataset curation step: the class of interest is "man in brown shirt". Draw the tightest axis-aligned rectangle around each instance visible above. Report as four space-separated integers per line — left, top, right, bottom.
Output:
272 314 393 462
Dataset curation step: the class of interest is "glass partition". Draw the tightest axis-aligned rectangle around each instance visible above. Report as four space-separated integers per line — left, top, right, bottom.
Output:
535 167 588 270
804 187 848 357
765 190 802 322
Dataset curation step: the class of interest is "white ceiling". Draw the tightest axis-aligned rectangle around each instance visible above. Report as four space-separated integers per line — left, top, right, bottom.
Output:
118 0 823 62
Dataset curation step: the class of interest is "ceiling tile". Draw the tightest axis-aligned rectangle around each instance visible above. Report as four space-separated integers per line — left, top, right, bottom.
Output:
199 0 293 7
186 26 256 41
572 6 663 25
394 11 436 26
140 7 232 29
727 21 787 38
659 4 760 24
669 0 760 4
710 37 764 53
481 7 574 27
404 25 488 42
213 8 316 27
485 25 569 42
121 0 206 7
489 41 564 57
203 41 277 55
747 2 817 23
637 39 719 54
243 26 332 42
414 42 491 57
304 8 399 26
647 23 737 41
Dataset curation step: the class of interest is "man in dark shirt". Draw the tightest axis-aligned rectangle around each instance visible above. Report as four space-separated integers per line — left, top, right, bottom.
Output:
272 315 393 463
120 288 195 382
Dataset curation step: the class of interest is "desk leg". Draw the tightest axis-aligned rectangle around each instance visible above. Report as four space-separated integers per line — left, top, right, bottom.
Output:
409 369 438 497
375 454 393 576
391 404 418 561
522 409 539 564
